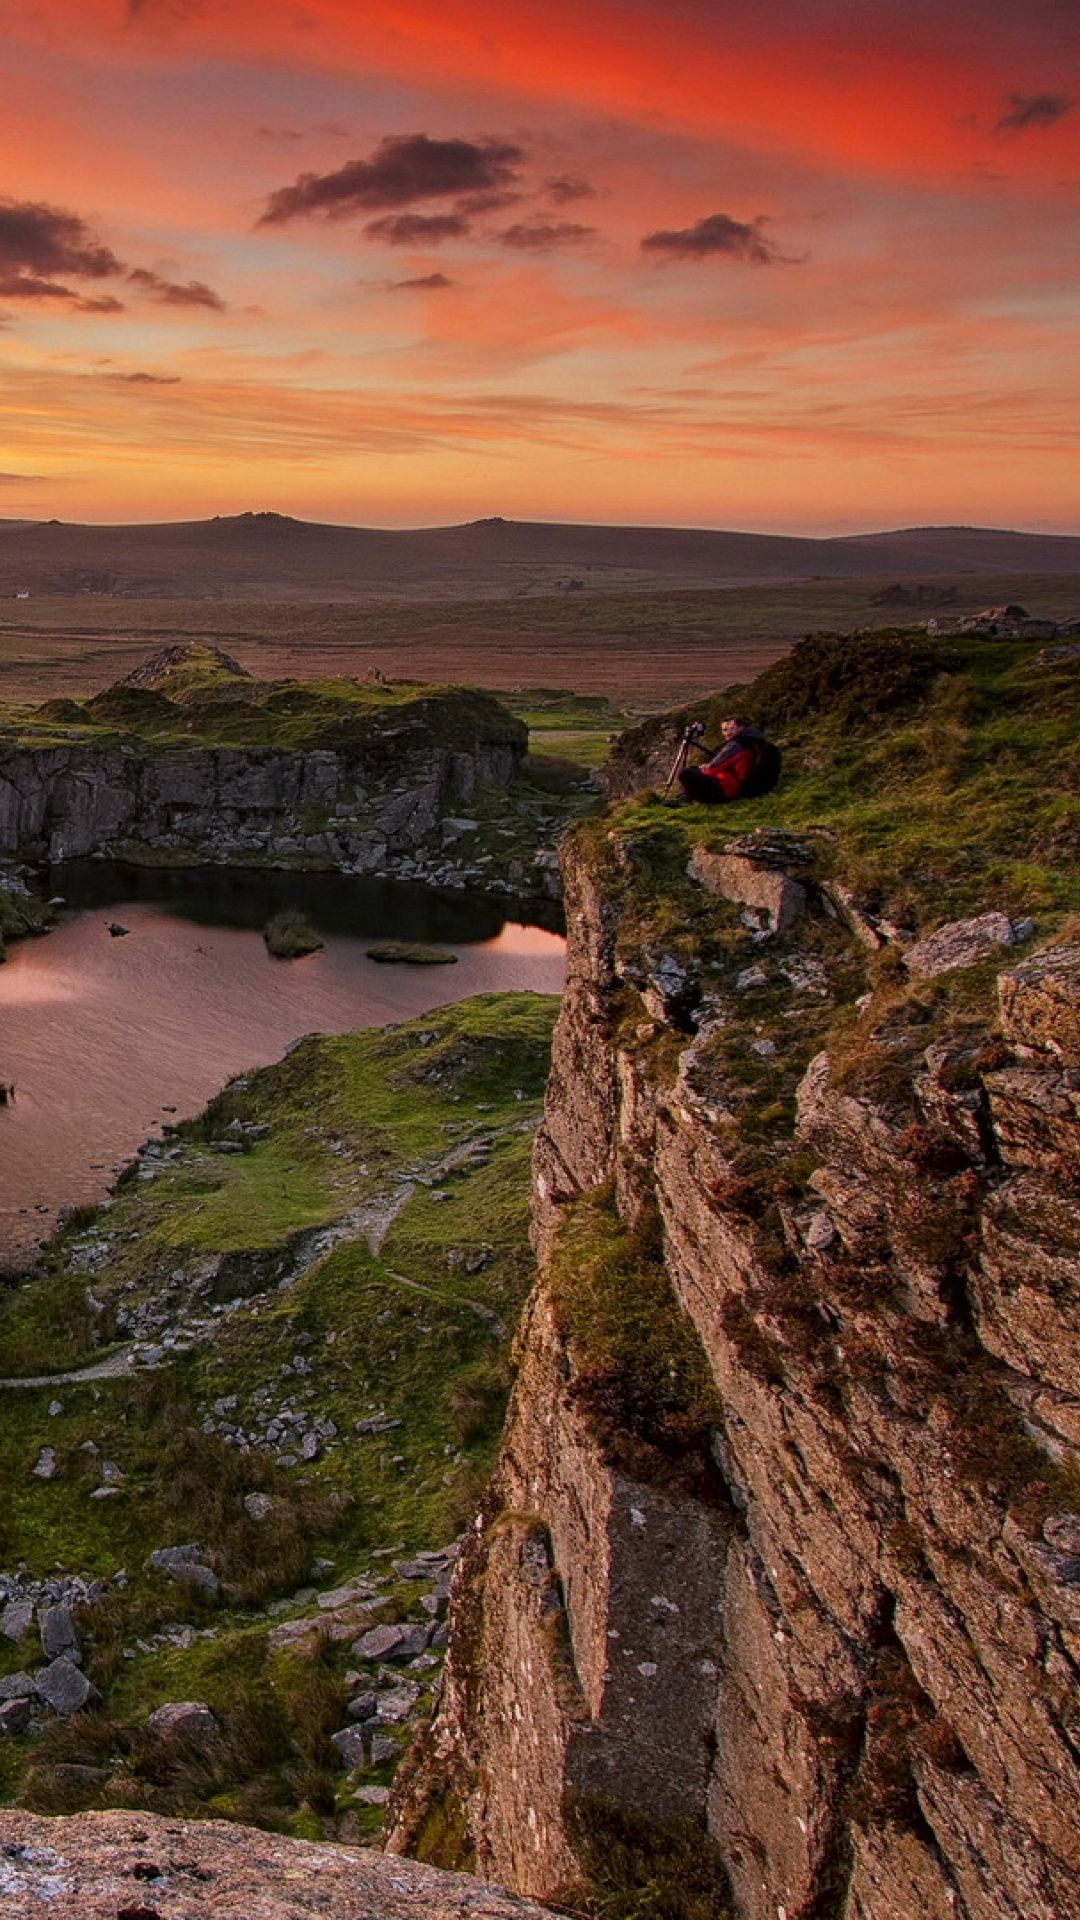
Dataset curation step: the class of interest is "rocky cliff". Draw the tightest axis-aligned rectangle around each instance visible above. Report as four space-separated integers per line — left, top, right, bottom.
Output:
390 631 1080 1920
0 645 563 898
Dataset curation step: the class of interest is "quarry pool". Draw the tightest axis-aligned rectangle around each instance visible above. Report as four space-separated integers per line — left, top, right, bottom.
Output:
0 863 565 1265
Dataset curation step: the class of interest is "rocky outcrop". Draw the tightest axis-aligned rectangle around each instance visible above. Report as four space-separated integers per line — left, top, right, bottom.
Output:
0 1808 558 1919
393 826 1080 1920
0 733 521 878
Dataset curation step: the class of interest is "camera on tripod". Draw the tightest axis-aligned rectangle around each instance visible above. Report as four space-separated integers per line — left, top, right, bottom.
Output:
681 720 707 745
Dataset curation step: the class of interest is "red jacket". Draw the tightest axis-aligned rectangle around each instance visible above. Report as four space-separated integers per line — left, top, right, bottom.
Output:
699 732 760 799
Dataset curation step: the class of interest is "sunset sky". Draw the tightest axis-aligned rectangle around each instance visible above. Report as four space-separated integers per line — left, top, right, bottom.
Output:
1 0 1077 531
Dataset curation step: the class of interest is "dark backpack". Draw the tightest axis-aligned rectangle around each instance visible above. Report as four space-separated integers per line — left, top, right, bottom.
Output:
745 737 782 797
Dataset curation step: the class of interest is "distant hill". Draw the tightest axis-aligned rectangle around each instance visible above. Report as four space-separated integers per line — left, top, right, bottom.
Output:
0 512 1078 603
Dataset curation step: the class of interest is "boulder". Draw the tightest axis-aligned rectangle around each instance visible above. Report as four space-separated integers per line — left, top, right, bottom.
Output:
32 1446 58 1480
687 844 805 934
999 944 1080 1065
352 1622 431 1664
0 1672 37 1701
243 1492 273 1522
903 912 1030 978
39 1603 81 1665
0 1599 34 1643
146 1701 220 1744
0 1698 31 1736
35 1657 100 1717
148 1545 220 1599
330 1725 367 1770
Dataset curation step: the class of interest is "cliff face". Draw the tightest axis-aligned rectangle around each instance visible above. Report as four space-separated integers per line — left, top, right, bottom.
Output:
0 648 549 891
0 735 517 873
391 821 1080 1920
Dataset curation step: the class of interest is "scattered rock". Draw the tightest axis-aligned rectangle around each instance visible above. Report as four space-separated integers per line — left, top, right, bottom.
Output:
35 1657 100 1717
688 843 805 934
31 1447 58 1480
0 1698 31 1736
148 1545 220 1600
330 1725 367 1770
0 1673 37 1701
0 1600 34 1643
353 1783 391 1805
146 1701 220 1744
106 922 130 938
904 911 1030 978
366 943 457 965
39 1604 81 1665
999 943 1080 1065
243 1492 273 1522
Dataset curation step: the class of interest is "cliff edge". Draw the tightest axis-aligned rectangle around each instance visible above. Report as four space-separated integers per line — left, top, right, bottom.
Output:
390 630 1080 1920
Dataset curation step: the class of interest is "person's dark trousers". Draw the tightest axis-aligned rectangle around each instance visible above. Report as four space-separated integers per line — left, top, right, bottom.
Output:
679 766 728 803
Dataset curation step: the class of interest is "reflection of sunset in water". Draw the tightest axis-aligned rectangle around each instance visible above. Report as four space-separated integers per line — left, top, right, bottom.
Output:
0 895 564 1265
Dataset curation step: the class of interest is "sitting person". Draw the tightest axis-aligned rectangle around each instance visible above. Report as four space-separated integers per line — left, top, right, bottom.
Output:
678 713 781 804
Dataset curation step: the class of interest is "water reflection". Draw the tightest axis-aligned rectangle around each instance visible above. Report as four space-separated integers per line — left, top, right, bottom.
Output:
0 866 565 1265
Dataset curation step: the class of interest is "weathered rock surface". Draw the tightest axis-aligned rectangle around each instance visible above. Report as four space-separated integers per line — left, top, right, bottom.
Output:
0 1809 559 1919
0 685 529 892
392 821 1080 1920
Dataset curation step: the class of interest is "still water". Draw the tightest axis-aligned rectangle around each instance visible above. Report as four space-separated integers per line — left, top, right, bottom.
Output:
0 864 565 1263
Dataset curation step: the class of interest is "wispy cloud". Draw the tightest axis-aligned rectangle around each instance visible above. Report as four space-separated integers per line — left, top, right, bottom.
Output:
364 213 470 246
995 92 1074 133
499 221 595 251
388 272 456 291
128 268 225 308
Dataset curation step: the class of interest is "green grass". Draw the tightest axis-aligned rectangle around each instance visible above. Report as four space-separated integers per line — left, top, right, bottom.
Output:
0 991 558 1833
609 630 1080 933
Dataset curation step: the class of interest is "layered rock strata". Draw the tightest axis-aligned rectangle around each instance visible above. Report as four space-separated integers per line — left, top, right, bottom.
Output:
0 733 520 878
392 831 1080 1920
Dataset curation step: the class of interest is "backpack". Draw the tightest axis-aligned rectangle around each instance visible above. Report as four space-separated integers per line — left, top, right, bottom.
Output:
745 738 782 797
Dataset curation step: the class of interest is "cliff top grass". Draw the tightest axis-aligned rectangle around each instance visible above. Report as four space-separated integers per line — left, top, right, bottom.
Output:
0 991 557 1836
603 627 1080 935
0 643 525 757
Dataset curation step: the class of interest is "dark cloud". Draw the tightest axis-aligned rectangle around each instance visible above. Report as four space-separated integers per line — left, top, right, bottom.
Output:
0 273 124 313
108 370 183 384
389 272 455 291
0 199 123 283
995 92 1074 132
498 221 595 251
128 268 226 309
544 175 596 205
641 212 780 263
364 213 471 246
258 133 524 225
0 471 46 484
455 190 524 217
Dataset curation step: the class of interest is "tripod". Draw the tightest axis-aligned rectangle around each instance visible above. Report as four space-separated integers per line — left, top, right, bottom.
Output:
663 721 706 795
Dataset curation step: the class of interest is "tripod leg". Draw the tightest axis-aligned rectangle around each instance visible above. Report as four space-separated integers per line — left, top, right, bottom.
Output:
663 739 690 794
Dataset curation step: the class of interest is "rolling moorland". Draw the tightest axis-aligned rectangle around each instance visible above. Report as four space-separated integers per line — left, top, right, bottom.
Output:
0 582 1078 1916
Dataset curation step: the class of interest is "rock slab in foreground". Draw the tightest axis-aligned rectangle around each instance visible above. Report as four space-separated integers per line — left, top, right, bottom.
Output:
0 1810 558 1920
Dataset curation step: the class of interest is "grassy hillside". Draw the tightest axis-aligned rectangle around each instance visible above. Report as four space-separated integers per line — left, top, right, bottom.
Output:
0 994 557 1841
607 628 1080 932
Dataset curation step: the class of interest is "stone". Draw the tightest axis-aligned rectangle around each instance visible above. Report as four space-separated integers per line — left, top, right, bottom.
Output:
0 1672 36 1701
903 911 1024 977
346 1691 379 1723
0 1698 31 1735
148 1545 220 1599
370 1733 399 1766
353 1783 391 1805
146 1701 220 1744
0 1807 561 1918
352 1623 417 1663
688 843 806 933
243 1492 273 1521
39 1603 81 1664
377 1684 420 1724
999 944 1080 1065
330 1725 367 1770
0 1600 34 1643
35 1657 99 1717
32 1446 58 1480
